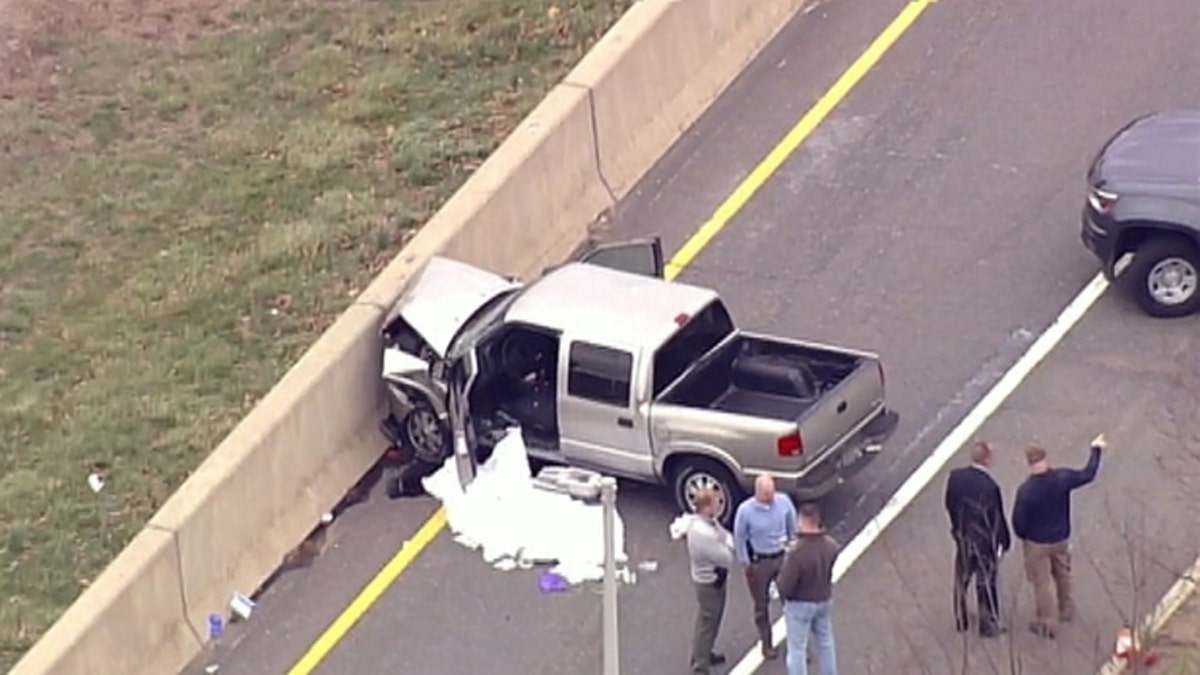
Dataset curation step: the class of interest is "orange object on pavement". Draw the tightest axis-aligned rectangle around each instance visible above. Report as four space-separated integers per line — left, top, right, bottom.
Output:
1114 627 1158 667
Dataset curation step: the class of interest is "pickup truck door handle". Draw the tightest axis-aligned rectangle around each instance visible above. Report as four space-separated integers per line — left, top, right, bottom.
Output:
617 417 634 428
836 401 847 414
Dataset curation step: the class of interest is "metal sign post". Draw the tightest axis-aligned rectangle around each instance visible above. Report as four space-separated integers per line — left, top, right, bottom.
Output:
600 476 620 675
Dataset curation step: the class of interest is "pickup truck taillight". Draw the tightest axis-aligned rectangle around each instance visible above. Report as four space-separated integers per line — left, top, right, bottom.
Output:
777 432 804 457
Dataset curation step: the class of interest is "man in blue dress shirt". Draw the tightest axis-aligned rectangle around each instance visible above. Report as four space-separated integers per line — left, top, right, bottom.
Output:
733 474 797 660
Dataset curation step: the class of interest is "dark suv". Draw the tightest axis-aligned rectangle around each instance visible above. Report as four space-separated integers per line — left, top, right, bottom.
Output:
1081 109 1200 317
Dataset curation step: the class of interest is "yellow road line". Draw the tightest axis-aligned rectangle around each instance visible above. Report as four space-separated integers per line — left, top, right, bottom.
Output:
665 0 937 282
286 507 447 675
286 1 935 671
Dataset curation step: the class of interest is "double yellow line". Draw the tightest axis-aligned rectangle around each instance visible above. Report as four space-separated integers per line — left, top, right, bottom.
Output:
288 1 936 672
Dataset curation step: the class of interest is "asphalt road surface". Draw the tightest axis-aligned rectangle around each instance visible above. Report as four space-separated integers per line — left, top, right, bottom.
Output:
187 0 1200 673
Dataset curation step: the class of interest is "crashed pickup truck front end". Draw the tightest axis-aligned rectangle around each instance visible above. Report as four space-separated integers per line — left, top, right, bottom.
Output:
379 256 521 461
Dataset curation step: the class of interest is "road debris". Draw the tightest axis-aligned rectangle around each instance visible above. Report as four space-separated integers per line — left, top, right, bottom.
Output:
207 613 224 641
538 571 570 593
1114 626 1158 667
87 462 110 493
230 591 255 621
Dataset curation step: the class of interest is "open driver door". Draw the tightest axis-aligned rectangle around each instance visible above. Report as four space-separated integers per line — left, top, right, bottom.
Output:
575 236 665 278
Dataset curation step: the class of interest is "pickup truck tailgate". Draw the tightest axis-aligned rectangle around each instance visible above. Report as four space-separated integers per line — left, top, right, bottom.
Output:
741 333 885 469
799 355 884 461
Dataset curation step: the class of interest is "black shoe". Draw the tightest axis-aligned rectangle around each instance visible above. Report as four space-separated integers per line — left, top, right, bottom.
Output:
979 624 1007 638
709 653 726 665
955 619 970 633
761 644 780 660
1029 622 1056 639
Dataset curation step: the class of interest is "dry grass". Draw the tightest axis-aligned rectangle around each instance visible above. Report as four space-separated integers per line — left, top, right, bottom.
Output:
0 0 632 668
1149 586 1200 674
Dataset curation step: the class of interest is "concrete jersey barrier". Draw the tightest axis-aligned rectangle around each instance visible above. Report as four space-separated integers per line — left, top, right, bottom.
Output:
10 1 809 673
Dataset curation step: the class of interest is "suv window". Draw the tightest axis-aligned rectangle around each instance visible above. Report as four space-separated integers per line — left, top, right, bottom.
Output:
653 299 735 396
567 342 633 407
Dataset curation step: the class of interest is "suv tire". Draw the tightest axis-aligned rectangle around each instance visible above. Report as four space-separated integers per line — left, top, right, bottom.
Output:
1127 235 1200 318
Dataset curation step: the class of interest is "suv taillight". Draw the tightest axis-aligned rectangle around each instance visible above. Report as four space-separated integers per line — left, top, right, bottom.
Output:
1088 186 1119 214
777 432 804 457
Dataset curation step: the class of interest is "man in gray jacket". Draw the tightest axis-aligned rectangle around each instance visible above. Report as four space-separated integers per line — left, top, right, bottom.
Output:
686 489 737 674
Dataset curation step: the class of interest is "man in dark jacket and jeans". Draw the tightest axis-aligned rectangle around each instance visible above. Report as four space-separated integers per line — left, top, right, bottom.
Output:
777 502 840 675
1011 433 1107 638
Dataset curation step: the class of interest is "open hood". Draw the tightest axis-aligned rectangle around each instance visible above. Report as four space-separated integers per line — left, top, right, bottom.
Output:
382 256 522 357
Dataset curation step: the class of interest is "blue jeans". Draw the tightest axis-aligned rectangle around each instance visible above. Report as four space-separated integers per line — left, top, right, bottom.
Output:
783 599 837 675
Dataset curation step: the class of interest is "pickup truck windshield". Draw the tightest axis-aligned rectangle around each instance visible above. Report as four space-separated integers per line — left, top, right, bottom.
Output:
652 299 735 397
446 288 522 361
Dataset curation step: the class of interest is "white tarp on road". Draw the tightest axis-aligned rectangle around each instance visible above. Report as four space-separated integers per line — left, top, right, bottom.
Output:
422 427 628 584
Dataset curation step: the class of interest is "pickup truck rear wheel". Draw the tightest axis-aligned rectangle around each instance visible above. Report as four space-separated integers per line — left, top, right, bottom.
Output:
672 458 746 528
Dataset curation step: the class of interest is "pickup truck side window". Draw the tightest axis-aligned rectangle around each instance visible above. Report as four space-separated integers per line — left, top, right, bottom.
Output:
652 299 735 397
567 342 633 407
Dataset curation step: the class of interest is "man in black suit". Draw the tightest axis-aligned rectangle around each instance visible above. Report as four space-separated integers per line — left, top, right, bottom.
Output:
943 441 1011 637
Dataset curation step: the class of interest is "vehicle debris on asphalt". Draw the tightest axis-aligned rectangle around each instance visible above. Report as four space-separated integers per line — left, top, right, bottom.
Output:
229 591 255 621
636 560 659 573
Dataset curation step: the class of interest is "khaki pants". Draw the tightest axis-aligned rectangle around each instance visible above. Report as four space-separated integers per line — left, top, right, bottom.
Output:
1022 539 1075 630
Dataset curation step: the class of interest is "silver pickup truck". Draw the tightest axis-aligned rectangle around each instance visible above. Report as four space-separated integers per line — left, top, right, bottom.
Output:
380 237 897 524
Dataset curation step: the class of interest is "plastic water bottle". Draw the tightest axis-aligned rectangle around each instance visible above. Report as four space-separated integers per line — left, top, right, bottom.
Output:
204 614 223 672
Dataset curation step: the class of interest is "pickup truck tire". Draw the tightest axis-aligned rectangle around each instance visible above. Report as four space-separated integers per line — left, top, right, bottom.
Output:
402 399 451 464
672 457 746 528
1127 235 1200 318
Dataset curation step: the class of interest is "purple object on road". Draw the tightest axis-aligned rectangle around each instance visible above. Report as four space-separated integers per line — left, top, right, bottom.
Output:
538 571 569 593
208 613 224 640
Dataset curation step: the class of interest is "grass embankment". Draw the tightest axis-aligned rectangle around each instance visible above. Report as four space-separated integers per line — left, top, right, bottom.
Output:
0 0 631 667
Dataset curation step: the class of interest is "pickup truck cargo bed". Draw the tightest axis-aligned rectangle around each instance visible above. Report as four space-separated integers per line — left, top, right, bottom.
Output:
659 335 862 421
713 389 809 420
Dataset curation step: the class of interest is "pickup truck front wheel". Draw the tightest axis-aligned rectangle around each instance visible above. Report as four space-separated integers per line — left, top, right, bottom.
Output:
672 458 746 528
402 400 451 465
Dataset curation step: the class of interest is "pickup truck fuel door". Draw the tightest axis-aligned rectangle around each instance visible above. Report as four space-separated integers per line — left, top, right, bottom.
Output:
576 236 665 279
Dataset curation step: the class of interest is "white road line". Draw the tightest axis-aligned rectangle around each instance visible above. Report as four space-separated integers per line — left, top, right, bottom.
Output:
728 271 1111 675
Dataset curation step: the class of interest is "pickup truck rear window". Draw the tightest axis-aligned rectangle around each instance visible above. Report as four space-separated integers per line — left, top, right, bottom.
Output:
652 299 735 397
567 342 633 407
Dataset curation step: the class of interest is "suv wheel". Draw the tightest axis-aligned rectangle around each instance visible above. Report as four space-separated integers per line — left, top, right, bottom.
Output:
1127 235 1200 318
672 458 746 528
